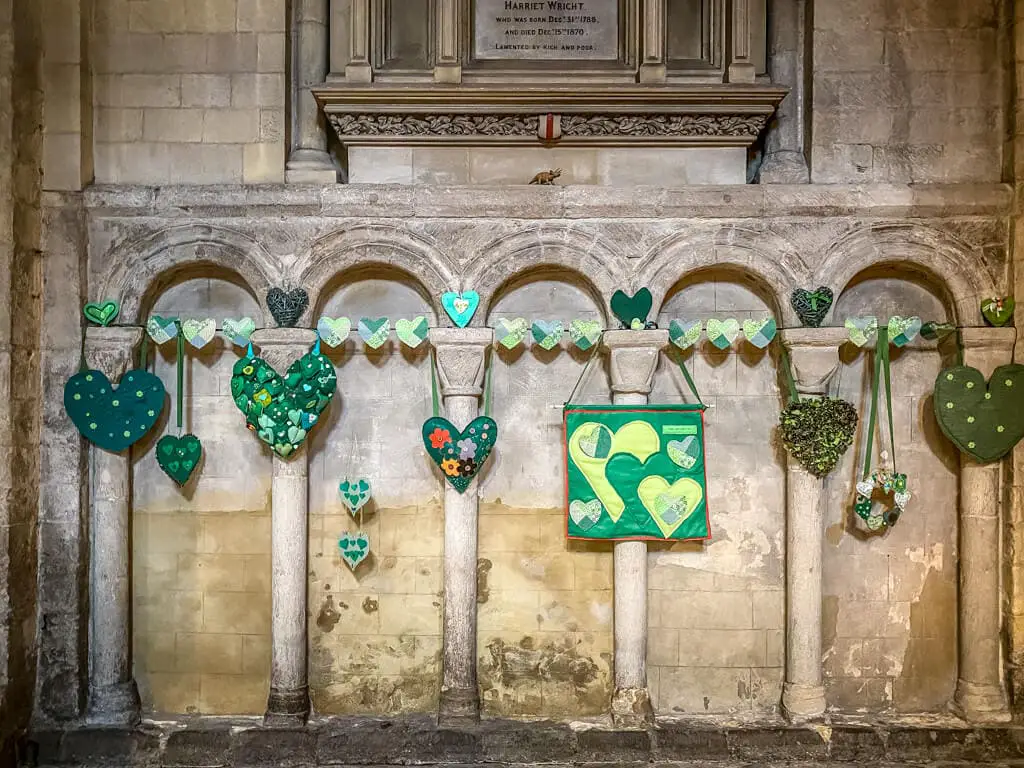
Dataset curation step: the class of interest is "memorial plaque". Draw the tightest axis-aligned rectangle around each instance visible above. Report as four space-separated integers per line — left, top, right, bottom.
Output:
474 0 619 61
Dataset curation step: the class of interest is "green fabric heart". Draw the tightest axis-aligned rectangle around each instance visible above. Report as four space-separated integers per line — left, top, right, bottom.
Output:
610 288 653 328
845 316 878 348
358 317 390 349
339 477 372 515
495 318 529 349
156 433 203 486
317 316 351 347
230 348 336 459
146 315 178 345
637 476 703 539
568 320 601 351
64 368 166 452
981 297 1015 327
222 317 256 347
395 316 429 348
569 499 602 531
790 287 833 327
423 416 497 493
933 364 1024 463
705 318 740 350
742 317 776 349
780 397 858 477
338 532 370 570
531 320 563 350
181 318 216 349
667 436 701 470
920 321 955 341
887 316 922 347
669 319 702 350
83 301 119 327
441 291 480 328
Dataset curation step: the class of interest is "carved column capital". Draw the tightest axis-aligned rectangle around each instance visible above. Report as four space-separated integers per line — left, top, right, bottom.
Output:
779 328 847 396
429 328 493 398
603 330 668 397
84 327 143 380
251 329 319 372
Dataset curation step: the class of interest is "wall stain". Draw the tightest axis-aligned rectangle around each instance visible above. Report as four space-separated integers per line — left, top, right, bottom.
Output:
825 523 845 547
477 558 492 604
822 595 839 657
362 596 378 614
316 595 341 633
897 569 956 712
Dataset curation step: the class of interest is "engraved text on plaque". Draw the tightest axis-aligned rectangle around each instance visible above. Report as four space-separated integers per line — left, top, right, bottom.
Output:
474 0 619 61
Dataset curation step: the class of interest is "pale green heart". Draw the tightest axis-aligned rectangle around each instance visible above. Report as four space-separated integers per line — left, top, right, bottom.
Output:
568 320 602 351
146 315 178 345
667 436 701 470
338 532 370 571
395 316 429 348
317 316 352 348
705 318 740 350
495 317 529 349
569 499 602 531
669 319 702 350
181 317 216 349
532 320 563 351
636 476 704 539
358 318 390 349
888 315 922 348
845 316 878 348
741 317 776 349
222 317 256 347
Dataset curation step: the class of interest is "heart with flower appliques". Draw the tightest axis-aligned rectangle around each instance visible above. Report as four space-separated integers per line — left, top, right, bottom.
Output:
422 416 497 493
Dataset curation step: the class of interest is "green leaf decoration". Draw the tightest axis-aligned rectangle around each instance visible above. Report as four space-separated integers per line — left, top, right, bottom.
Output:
395 316 429 348
531 320 563 350
933 364 1024 463
779 397 858 478
266 287 309 328
705 318 740 350
790 287 834 327
981 296 1014 327
669 319 702 350
338 532 370 571
568 320 602 351
156 433 203 486
610 288 653 329
742 317 777 349
64 369 166 452
422 416 497 493
83 301 119 327
339 477 372 516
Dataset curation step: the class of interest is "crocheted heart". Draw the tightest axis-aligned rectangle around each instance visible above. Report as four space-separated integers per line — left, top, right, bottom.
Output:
64 369 166 452
568 320 602 351
441 291 479 328
845 316 878 348
981 297 1015 327
669 320 702 350
358 317 390 349
83 301 119 327
888 316 922 348
569 499 602 531
339 477 372 515
267 287 309 328
423 416 497 493
933 364 1024 463
610 288 653 329
181 318 216 349
338 532 370 571
395 316 428 348
742 317 776 349
316 316 351 348
780 397 858 477
495 317 529 349
146 315 178 345
790 287 833 327
156 433 203 486
531 320 563 350
222 317 256 347
705 318 740 350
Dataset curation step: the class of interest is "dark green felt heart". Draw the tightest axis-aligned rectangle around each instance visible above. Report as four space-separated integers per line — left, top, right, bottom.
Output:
981 297 1015 328
780 397 858 477
933 364 1024 463
422 416 497 493
790 287 834 327
610 288 653 329
157 433 203 486
64 369 166 452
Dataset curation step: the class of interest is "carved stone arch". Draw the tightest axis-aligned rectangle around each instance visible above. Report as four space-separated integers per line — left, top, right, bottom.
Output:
96 223 278 324
638 226 808 324
468 227 626 324
819 223 1000 325
296 224 457 323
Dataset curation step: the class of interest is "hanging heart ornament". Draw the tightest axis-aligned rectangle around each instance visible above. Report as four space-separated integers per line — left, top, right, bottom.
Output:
705 318 740 350
981 296 1015 327
854 468 910 531
267 287 309 328
156 433 203 486
441 290 480 328
339 478 372 515
181 318 217 349
888 316 922 348
742 317 777 349
338 532 370 571
933 364 1024 463
146 315 179 345
531 320 563 350
610 288 653 329
669 320 702 350
422 416 498 493
317 316 352 348
222 317 256 347
495 317 529 349
568 320 602 351
780 397 858 478
790 287 834 327
83 301 119 327
230 346 336 459
64 369 166 452
845 316 878 348
395 317 429 348
358 317 391 349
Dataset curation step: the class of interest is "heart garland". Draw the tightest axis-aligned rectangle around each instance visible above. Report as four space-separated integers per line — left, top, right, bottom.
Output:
339 477 372 516
423 416 497 493
442 291 480 328
395 316 429 348
531 320 563 350
981 296 1015 327
180 318 216 349
568 320 602 351
933 364 1024 463
267 287 309 328
222 317 256 347
845 316 878 348
495 317 529 349
887 316 922 348
83 300 119 327
790 287 833 327
317 316 351 348
742 317 777 349
669 320 702 350
705 318 740 350
920 321 955 341
610 288 653 329
146 315 179 345
358 317 391 349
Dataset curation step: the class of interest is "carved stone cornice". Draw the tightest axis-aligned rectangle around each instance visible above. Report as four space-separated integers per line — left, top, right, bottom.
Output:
314 84 787 147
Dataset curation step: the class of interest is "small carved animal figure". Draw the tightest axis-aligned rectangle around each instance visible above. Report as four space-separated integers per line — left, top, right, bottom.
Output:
529 168 562 185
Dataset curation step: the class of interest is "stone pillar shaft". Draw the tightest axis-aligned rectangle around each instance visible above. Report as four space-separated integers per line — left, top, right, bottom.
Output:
434 0 462 83
345 0 372 82
287 0 337 182
639 0 666 83
727 0 756 83
760 0 810 183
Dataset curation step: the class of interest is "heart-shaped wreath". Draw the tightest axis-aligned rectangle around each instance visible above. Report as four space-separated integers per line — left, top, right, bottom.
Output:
779 397 858 478
854 465 911 532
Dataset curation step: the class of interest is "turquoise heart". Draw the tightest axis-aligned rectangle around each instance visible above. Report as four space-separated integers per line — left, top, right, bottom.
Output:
442 291 480 328
338 532 371 570
669 320 702 350
568 320 602 351
146 315 178 345
358 317 391 349
395 316 429 348
531 320 563 350
742 318 776 349
495 317 529 349
222 317 256 347
339 477 372 516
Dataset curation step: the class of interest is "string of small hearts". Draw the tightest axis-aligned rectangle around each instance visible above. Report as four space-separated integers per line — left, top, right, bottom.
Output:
338 478 373 572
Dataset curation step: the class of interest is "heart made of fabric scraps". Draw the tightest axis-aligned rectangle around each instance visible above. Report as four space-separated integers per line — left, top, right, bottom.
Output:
146 315 178 345
705 318 740 350
779 397 858 478
230 348 336 459
790 287 833 327
64 368 166 452
441 290 480 328
317 316 351 348
933 364 1024 463
888 316 922 348
569 499 603 531
610 288 653 329
338 532 370 571
222 317 256 347
358 317 391 349
856 479 874 498
395 316 429 348
920 321 955 341
495 317 529 349
532 320 563 351
339 477 372 516
669 319 702 350
83 301 119 327
267 287 309 328
156 433 203 486
845 316 878 348
568 320 602 351
181 318 216 349
637 476 704 539
981 296 1015 327
742 317 777 349
422 416 498 493
667 436 702 470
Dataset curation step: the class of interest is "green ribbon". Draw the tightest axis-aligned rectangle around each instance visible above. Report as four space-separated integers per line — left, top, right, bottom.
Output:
175 320 184 434
862 327 897 479
675 355 704 407
806 291 830 311
565 334 603 405
778 344 800 406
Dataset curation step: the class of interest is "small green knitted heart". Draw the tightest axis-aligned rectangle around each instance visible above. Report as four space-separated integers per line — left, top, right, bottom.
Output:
83 301 119 327
933 364 1024 463
156 433 203 486
981 297 1014 327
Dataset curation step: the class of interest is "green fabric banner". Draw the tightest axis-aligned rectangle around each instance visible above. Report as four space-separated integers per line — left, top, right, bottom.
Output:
563 404 710 541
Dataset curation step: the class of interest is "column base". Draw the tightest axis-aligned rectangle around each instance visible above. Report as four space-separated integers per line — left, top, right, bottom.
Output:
953 679 1011 723
285 149 337 184
611 687 653 728
265 686 310 725
87 681 141 726
781 682 826 722
433 64 462 84
438 687 479 726
759 150 810 184
638 63 667 83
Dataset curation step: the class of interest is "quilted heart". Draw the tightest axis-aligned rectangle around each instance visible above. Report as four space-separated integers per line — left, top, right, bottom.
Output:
856 479 874 498
888 316 922 347
669 320 702 350
64 368 166 452
267 287 309 328
705 318 740 350
181 318 216 349
222 317 256 347
780 397 858 477
338 532 370 571
610 288 653 329
981 296 1015 328
442 290 480 328
422 416 498 493
531 320 563 351
667 436 701 470
317 316 352 348
146 315 178 345
791 287 834 328
569 499 603 531
395 317 429 348
742 317 777 349
156 433 203 486
933 364 1024 463
845 316 878 348
83 301 119 327
358 317 391 349
637 476 704 539
920 321 955 341
568 420 659 522
339 477 372 516
495 317 529 349
230 347 336 459
568 320 602 351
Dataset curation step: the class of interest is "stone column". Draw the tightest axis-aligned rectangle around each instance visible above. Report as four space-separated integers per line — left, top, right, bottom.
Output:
779 328 846 722
434 0 462 83
287 0 337 183
727 0 756 83
344 0 372 83
604 329 668 726
430 328 492 723
254 329 319 723
639 0 666 83
952 328 1014 723
759 0 810 183
86 326 143 726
